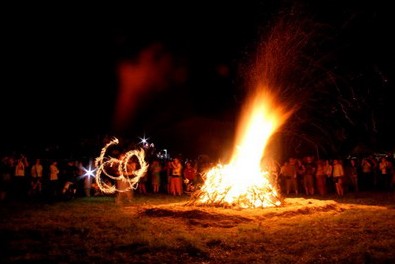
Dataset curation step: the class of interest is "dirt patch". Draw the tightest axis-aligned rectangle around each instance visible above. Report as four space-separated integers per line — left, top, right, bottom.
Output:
143 208 250 221
137 198 345 228
142 207 251 228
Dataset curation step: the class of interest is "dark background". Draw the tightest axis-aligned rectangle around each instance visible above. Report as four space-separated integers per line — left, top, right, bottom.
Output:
2 0 394 160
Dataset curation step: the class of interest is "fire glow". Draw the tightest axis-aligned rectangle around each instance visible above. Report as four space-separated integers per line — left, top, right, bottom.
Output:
191 87 291 208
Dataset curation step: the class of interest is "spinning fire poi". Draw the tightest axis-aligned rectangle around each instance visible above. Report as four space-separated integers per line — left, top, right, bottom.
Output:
94 138 148 194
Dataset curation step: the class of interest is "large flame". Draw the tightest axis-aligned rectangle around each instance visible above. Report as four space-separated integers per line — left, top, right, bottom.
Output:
191 86 290 208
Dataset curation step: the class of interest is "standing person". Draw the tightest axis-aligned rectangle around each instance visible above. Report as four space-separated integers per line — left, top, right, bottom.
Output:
315 159 328 195
61 160 79 199
169 157 183 196
391 161 395 192
137 169 148 194
279 161 288 194
360 157 373 192
369 156 379 190
13 154 29 200
150 159 162 193
296 158 305 195
325 160 334 194
301 155 316 195
283 157 299 195
81 160 95 197
345 158 359 193
83 174 93 197
164 160 173 194
48 160 60 200
385 157 394 192
332 159 345 196
183 161 197 193
378 157 390 192
115 157 135 204
29 158 44 197
0 155 14 202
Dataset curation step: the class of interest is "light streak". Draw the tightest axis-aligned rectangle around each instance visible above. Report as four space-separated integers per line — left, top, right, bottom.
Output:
94 137 149 194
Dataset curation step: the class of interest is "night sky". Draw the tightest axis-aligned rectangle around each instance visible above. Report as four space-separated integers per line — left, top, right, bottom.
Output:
2 1 394 160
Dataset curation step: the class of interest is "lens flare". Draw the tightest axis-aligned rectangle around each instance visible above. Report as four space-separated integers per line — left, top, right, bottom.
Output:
78 160 96 180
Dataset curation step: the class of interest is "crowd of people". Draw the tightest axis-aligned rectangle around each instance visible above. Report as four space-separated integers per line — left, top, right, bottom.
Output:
0 151 211 203
0 150 394 204
276 154 395 197
106 155 209 204
0 154 95 202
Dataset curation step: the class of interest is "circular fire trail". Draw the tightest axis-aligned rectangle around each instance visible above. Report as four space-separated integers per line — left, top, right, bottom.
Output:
94 137 148 194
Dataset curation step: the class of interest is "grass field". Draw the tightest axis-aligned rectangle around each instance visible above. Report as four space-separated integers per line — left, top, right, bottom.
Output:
1 192 395 264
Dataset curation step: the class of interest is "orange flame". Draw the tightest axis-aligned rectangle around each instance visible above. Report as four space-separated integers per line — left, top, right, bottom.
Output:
193 85 291 208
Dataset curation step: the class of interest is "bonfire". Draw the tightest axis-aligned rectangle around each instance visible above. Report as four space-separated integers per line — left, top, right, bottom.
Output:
188 89 291 208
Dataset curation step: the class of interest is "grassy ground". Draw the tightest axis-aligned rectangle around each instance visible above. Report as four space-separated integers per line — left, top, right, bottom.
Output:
1 192 394 264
